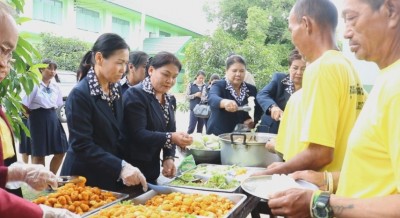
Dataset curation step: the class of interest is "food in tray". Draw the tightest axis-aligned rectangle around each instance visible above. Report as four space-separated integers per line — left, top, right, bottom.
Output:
32 176 117 215
170 165 247 190
91 192 234 218
190 133 220 150
90 203 196 218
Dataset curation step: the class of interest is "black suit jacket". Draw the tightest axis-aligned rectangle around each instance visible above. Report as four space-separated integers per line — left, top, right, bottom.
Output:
206 80 262 135
256 72 291 133
122 84 176 182
60 77 124 191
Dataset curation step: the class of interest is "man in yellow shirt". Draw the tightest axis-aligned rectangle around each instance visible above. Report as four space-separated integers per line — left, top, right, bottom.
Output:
257 0 366 176
274 89 305 161
268 0 400 217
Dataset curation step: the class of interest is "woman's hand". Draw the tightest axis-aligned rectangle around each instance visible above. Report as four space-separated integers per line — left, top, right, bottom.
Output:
221 99 238 112
243 119 254 129
194 91 202 98
162 159 176 178
270 105 283 121
171 132 193 149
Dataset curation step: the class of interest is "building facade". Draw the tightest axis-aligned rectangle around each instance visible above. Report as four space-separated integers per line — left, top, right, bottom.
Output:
20 0 202 51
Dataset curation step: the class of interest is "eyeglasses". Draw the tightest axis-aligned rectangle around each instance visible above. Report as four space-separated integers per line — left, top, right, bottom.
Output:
0 44 15 67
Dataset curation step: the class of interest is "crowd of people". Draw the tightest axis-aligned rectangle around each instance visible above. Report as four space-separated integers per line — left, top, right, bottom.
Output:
1 0 399 217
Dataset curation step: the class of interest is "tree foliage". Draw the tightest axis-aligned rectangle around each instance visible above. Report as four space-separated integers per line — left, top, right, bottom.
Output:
184 0 295 90
0 0 42 138
205 0 295 42
37 33 91 71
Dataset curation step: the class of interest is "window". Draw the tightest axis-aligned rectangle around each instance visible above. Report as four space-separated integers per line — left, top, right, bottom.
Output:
76 7 101 33
159 31 171 37
149 32 157 38
33 0 63 24
112 17 130 40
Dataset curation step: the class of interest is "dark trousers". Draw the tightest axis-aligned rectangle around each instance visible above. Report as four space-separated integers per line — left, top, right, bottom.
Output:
187 110 204 134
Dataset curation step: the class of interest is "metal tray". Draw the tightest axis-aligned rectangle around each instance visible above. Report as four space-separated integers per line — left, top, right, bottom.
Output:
166 164 264 192
131 188 247 218
80 190 128 217
241 175 318 200
34 188 128 218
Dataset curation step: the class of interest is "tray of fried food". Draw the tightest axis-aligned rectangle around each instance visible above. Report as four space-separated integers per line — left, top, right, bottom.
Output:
32 176 128 217
90 188 246 218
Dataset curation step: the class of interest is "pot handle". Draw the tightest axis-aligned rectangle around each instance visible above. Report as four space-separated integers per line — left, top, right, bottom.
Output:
230 133 247 144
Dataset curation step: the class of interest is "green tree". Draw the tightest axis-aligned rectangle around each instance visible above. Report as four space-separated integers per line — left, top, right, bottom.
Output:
0 0 42 138
183 29 238 80
205 0 267 40
37 33 91 71
184 0 295 90
205 0 295 43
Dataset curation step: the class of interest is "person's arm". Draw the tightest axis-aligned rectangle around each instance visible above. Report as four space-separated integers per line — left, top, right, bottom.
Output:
268 189 400 218
0 166 7 188
208 81 229 109
21 85 39 109
330 194 400 218
259 143 334 175
55 84 64 108
0 188 43 218
185 83 197 100
256 73 282 115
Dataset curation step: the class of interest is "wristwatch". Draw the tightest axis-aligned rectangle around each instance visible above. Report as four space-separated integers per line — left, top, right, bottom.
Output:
312 191 334 218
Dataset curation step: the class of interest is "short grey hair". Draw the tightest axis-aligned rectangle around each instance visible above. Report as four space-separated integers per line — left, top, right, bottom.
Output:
293 0 338 32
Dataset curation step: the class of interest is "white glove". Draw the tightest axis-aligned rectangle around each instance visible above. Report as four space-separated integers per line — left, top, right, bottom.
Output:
120 163 148 191
39 204 80 218
7 162 58 191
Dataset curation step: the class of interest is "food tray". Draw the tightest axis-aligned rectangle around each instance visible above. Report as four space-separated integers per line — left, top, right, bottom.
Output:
241 175 318 200
80 190 128 217
132 188 247 218
166 164 264 192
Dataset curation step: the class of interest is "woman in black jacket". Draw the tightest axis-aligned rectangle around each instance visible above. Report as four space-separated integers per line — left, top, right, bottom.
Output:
185 70 206 134
123 51 193 183
206 55 262 135
256 49 305 133
61 33 147 192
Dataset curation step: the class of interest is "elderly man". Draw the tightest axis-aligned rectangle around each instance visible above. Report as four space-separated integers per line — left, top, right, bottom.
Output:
268 0 400 217
255 0 365 176
0 2 78 217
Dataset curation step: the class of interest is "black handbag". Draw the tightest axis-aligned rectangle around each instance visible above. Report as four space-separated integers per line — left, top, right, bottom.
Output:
193 103 211 118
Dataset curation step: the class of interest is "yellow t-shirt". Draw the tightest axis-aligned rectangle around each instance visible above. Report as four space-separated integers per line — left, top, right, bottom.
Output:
300 50 366 172
336 59 400 198
0 116 15 160
275 89 307 161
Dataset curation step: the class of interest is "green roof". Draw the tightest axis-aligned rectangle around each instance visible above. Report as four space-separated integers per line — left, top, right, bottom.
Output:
143 36 192 57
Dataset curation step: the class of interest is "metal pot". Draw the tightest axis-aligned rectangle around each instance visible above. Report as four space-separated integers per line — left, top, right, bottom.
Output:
219 132 282 167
